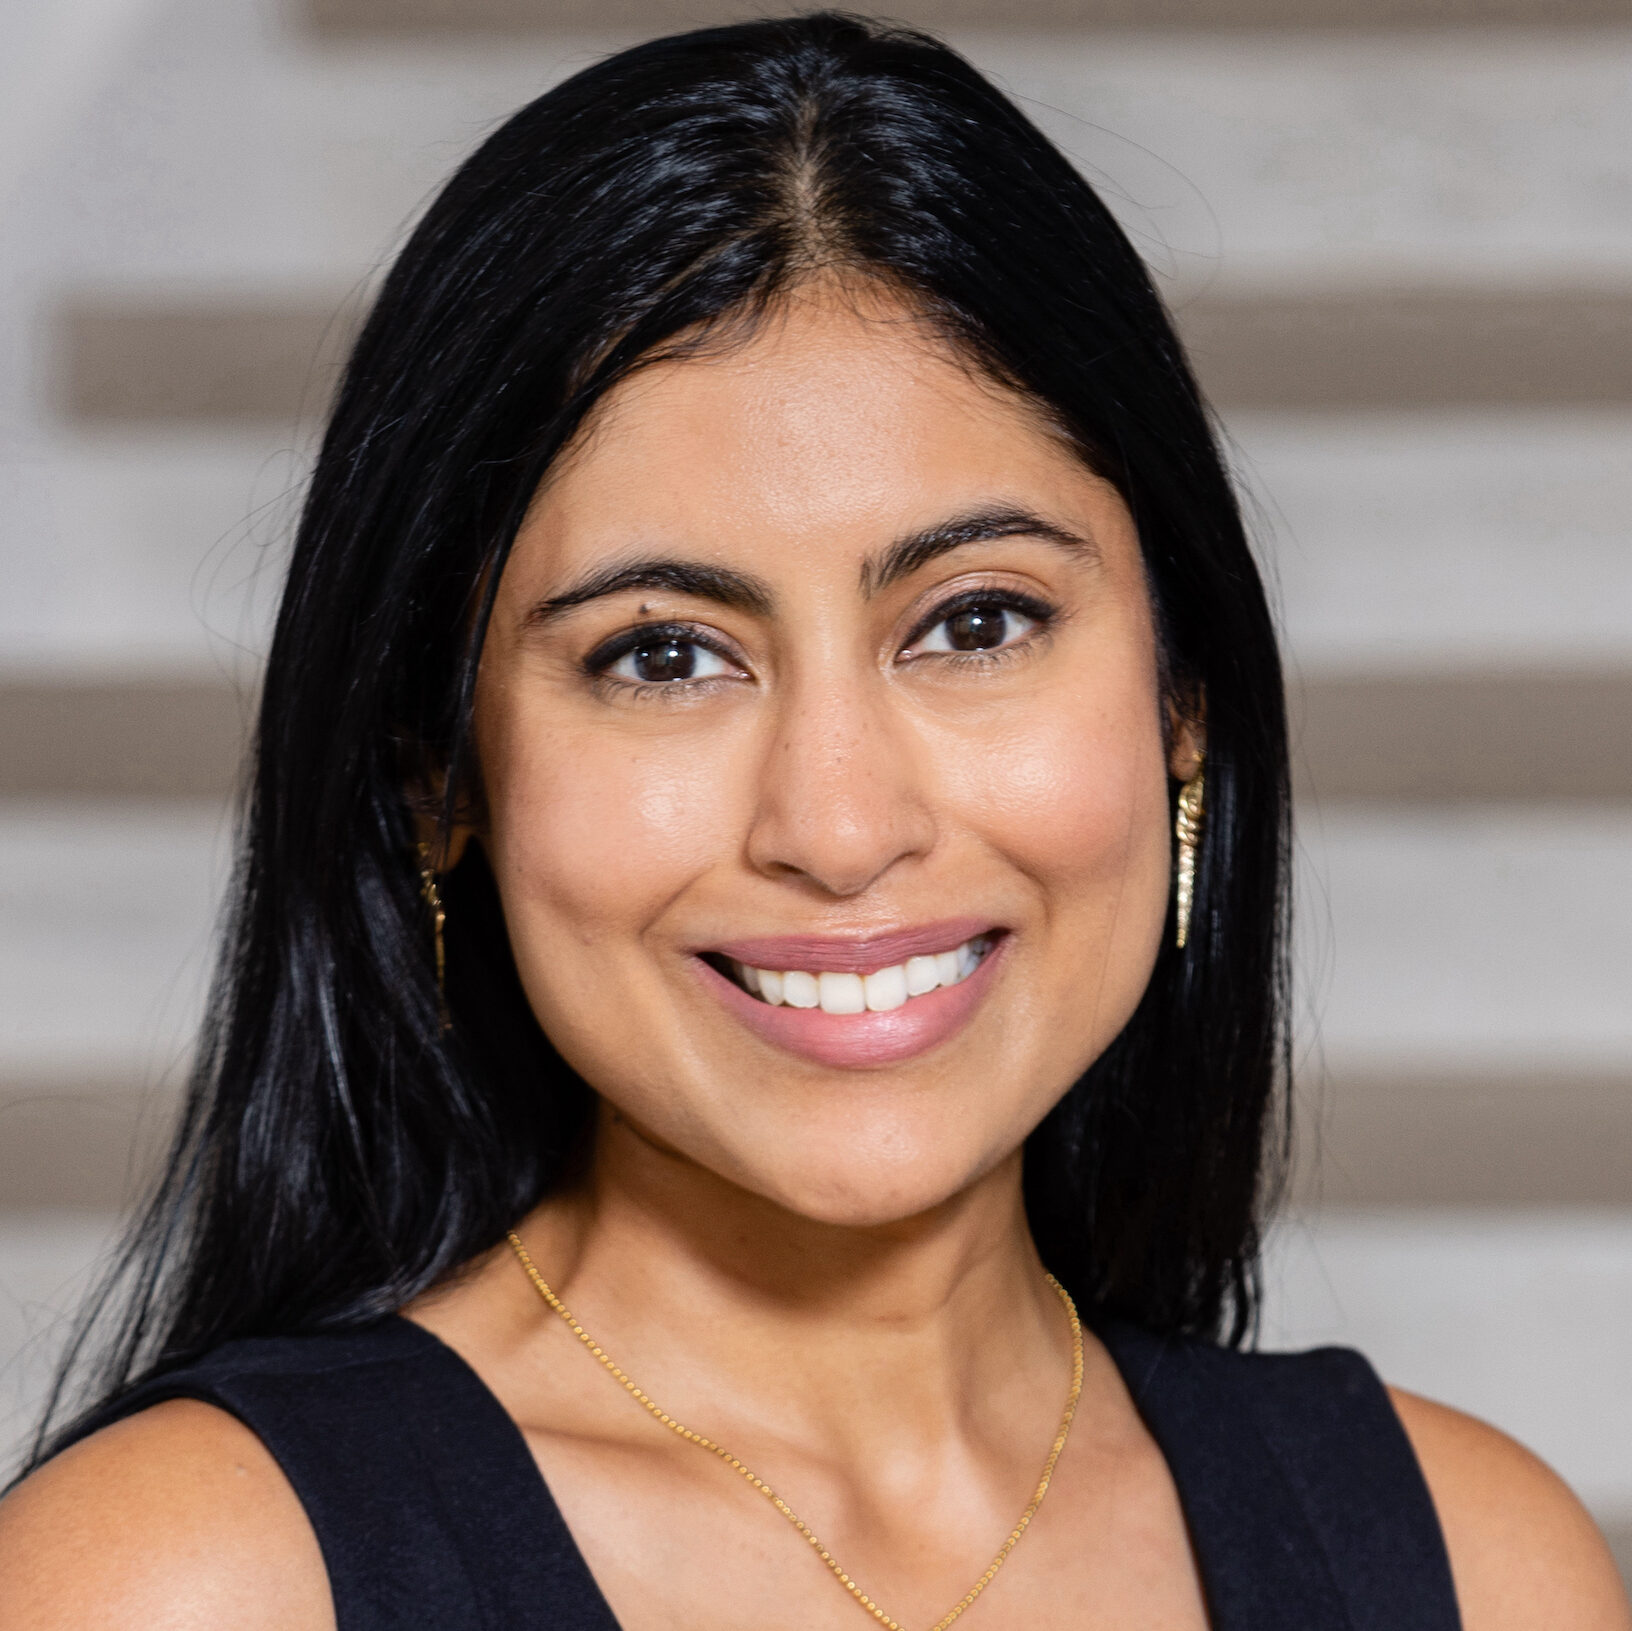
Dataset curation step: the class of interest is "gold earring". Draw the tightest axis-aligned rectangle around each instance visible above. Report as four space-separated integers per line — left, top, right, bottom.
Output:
1174 767 1204 950
417 844 450 1031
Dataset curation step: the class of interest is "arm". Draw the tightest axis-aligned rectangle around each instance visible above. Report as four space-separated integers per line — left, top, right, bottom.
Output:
1392 1388 1632 1631
0 1401 333 1631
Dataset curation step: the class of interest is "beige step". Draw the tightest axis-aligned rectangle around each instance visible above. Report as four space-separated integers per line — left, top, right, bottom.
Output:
1233 410 1632 670
28 19 1631 294
52 288 1632 426
304 0 1632 34
1302 803 1632 1072
0 1087 177 1212
5 1067 1630 1214
1289 1070 1632 1208
5 409 1626 675
0 799 231 1083
0 679 254 799
1290 671 1632 803
5 669 1629 801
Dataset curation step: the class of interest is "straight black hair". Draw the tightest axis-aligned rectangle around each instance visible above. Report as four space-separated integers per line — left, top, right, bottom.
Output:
30 8 1289 1465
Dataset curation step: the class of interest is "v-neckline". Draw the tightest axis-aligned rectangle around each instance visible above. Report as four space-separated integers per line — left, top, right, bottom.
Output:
391 1312 1345 1631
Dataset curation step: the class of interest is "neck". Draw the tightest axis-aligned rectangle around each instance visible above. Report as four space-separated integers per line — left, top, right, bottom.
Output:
507 1104 1067 1449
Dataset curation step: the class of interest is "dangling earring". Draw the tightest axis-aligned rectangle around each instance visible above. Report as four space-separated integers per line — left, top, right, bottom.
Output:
1174 767 1205 950
417 844 450 1031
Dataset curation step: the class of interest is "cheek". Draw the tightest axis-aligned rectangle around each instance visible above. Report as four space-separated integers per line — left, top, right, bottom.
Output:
941 674 1172 936
482 711 742 948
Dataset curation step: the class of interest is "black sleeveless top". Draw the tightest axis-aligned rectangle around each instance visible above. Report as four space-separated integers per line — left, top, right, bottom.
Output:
71 1315 1460 1629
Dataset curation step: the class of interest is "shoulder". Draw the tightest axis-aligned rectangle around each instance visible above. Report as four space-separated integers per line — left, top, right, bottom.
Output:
1390 1387 1631 1631
0 1399 333 1631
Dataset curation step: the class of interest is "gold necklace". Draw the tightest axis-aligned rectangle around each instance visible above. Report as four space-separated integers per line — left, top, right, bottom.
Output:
506 1230 1084 1631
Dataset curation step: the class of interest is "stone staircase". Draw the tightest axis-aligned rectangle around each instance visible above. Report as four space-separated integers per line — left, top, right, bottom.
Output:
1 0 1628 1567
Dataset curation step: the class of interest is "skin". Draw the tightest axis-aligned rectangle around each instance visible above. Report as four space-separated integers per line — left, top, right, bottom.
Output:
1 278 1625 1630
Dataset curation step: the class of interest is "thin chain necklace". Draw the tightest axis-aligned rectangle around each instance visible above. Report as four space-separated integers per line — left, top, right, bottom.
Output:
506 1230 1084 1631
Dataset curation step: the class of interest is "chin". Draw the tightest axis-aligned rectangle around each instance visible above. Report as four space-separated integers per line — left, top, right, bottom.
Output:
742 1134 1013 1231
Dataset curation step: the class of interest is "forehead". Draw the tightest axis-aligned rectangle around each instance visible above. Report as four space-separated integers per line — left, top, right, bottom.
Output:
511 283 1117 584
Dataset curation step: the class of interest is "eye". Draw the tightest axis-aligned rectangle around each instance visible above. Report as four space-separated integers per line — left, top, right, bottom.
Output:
902 594 1046 659
601 631 739 685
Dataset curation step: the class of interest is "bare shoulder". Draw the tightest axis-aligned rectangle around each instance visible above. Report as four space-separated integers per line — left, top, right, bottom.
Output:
0 1399 333 1631
1390 1387 1631 1631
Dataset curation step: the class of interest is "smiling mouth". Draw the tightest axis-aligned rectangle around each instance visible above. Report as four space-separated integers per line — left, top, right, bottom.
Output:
708 933 999 1015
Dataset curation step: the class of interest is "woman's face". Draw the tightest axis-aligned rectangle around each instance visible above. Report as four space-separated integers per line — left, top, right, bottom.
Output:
472 282 1197 1227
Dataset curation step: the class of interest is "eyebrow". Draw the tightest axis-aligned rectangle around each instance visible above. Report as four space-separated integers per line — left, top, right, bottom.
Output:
860 505 1098 597
523 557 775 628
523 504 1096 627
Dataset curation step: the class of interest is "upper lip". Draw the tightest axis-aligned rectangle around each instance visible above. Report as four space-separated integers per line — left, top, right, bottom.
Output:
703 917 999 974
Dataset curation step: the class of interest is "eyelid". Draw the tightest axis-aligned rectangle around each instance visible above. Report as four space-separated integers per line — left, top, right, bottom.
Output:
899 585 1057 652
581 619 746 677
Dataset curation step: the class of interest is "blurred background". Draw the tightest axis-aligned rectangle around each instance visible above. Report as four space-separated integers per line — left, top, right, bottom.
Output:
1 0 1628 1573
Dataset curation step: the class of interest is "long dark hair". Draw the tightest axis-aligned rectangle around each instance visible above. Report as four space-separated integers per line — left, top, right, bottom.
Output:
32 9 1289 1464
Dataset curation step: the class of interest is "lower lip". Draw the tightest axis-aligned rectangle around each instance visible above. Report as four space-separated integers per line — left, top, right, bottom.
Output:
694 939 1007 1069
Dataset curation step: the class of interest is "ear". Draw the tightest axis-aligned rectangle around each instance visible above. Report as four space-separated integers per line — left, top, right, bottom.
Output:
405 752 481 873
1166 689 1206 784
413 811 475 874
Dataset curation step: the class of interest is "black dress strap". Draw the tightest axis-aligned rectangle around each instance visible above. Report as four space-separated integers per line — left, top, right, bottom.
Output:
1097 1319 1462 1631
65 1317 618 1630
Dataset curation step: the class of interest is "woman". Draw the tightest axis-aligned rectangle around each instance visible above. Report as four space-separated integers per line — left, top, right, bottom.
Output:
0 14 1624 1629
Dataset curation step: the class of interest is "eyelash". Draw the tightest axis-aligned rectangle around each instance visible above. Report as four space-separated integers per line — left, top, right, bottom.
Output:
582 622 744 698
583 589 1058 695
898 588 1057 666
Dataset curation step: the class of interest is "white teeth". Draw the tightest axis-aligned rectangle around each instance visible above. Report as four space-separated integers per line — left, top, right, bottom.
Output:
731 936 991 1012
863 963 909 1012
817 971 867 1015
904 955 940 997
781 969 819 1008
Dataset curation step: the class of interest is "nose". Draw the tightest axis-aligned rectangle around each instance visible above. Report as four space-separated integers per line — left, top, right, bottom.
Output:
744 662 938 899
